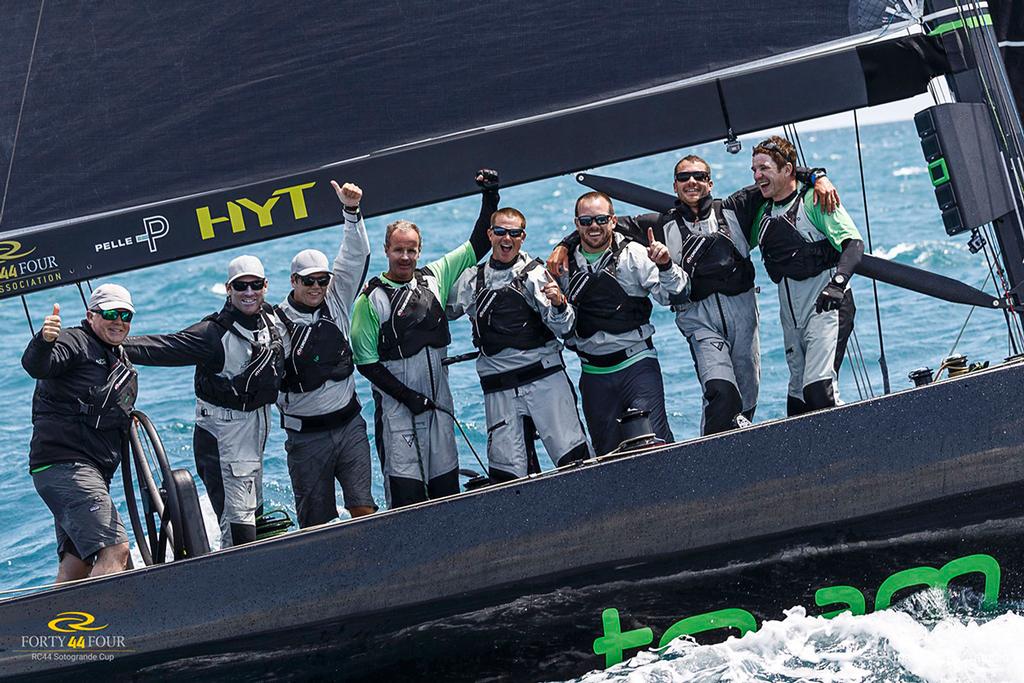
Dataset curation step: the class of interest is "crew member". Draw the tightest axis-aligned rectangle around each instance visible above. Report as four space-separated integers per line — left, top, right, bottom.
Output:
274 181 377 526
548 160 839 434
558 191 687 455
447 206 591 482
124 255 284 547
23 284 137 581
351 170 498 508
750 135 863 414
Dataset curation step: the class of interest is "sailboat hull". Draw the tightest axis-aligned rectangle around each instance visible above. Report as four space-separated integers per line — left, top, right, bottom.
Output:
3 360 1024 680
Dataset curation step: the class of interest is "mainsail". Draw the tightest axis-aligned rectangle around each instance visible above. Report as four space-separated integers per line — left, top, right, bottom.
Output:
0 3 943 300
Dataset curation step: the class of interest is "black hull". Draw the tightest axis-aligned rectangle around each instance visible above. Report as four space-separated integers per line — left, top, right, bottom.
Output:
4 361 1024 681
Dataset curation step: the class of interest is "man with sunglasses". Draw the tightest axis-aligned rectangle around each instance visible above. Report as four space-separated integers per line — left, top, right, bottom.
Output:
750 135 862 415
350 170 499 508
273 181 377 527
446 207 591 482
556 191 687 455
22 284 138 581
124 255 284 548
548 159 838 435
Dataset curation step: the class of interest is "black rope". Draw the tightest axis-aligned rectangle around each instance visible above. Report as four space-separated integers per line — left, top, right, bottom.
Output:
853 110 891 393
20 295 35 336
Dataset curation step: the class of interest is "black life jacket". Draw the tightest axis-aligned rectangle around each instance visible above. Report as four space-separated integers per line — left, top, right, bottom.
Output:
46 347 139 431
652 199 755 302
275 302 354 394
364 270 450 361
195 308 284 411
566 238 653 339
472 258 555 356
758 186 840 284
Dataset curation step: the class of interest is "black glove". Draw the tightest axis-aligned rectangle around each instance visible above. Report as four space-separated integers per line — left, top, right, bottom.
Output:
475 168 499 191
403 392 436 415
815 276 847 313
679 233 712 277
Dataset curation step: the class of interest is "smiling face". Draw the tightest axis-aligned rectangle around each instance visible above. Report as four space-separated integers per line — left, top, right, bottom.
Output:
228 276 268 315
751 152 796 202
86 310 132 346
673 159 713 209
575 195 616 253
385 227 421 282
489 213 526 264
291 272 330 308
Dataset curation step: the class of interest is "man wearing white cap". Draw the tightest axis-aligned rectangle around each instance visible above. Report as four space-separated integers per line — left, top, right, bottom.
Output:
22 283 138 581
273 181 377 526
125 255 284 548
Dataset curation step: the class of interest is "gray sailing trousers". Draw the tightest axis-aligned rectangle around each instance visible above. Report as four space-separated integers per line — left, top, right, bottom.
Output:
676 288 760 434
484 369 591 480
193 399 270 548
284 414 376 528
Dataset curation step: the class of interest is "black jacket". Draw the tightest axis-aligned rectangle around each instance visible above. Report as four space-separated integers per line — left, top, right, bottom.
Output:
22 323 127 477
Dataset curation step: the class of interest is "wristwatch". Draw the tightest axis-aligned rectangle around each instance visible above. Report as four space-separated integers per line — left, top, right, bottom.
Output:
831 273 847 287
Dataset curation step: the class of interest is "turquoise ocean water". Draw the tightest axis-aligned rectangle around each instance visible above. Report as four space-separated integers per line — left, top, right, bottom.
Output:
2 119 1021 680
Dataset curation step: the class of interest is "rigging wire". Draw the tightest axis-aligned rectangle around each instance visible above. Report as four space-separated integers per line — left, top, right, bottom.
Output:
853 109 891 393
0 0 45 226
948 269 993 356
850 329 875 398
75 282 88 310
20 296 35 336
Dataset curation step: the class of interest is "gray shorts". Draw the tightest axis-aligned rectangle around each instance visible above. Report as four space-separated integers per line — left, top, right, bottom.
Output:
284 414 377 527
32 462 127 563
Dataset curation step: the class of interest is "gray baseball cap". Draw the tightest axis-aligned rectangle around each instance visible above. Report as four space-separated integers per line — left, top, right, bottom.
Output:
290 249 330 277
226 255 265 284
89 283 135 313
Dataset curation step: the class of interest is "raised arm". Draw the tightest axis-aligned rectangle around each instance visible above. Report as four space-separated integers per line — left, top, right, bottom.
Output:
327 181 372 313
469 169 500 261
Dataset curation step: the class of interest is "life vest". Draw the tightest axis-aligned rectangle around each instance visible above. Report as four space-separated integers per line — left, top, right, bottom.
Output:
652 200 755 302
472 258 555 356
275 303 354 394
566 238 653 339
758 186 839 284
39 346 138 430
364 270 450 361
195 309 284 411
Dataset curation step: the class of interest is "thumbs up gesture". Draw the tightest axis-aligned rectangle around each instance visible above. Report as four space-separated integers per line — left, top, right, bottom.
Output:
647 227 670 266
42 303 61 342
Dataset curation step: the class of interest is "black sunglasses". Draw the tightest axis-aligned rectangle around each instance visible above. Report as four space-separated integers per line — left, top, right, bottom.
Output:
230 278 266 292
575 214 613 227
97 309 133 322
675 171 710 182
299 274 331 287
491 227 525 238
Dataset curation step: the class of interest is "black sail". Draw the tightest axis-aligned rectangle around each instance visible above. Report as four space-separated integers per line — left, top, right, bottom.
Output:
0 2 942 299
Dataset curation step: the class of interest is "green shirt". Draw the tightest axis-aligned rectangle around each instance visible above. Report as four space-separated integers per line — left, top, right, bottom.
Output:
749 191 861 251
351 241 477 364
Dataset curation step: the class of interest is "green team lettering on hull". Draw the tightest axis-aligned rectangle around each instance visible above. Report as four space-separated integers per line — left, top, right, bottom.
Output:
593 553 1001 669
197 182 316 240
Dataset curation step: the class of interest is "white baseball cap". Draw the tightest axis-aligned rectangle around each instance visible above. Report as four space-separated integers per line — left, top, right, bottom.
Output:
89 283 135 313
290 249 330 277
226 255 265 284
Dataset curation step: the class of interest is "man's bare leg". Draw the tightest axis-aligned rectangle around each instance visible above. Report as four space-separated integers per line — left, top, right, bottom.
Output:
346 506 375 518
55 554 91 583
90 543 130 577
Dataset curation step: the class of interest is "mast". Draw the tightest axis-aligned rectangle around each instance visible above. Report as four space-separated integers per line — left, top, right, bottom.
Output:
926 0 1024 325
